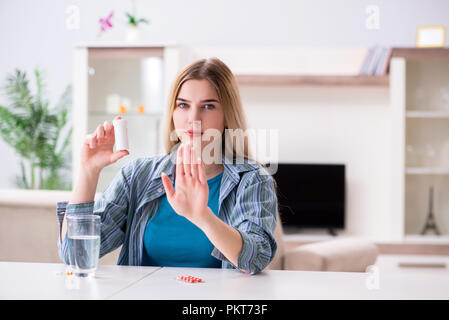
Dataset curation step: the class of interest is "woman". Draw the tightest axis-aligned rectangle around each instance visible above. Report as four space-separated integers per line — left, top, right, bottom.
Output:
58 58 278 274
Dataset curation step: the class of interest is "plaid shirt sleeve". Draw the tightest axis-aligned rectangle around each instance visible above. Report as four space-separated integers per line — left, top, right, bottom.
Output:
236 172 278 274
212 170 278 274
57 164 132 265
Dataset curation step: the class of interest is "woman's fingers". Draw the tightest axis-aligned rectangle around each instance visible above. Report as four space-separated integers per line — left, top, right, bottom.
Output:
176 144 185 178
88 119 112 149
183 143 191 177
198 157 206 184
106 116 121 142
96 125 105 142
175 142 204 184
103 120 112 135
87 133 97 149
190 146 198 179
110 150 129 163
161 172 175 199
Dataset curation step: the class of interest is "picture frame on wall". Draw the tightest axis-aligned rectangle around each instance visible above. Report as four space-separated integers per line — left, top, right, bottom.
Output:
416 26 446 48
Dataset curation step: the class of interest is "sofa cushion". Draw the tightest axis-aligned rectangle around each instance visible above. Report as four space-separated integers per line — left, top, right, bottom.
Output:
284 238 379 272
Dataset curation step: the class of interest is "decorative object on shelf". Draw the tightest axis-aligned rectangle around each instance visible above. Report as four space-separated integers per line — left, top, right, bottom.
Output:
406 144 418 167
88 67 95 77
106 94 120 114
97 11 114 38
406 144 431 168
423 144 437 167
360 46 392 76
0 69 72 190
407 144 440 168
439 86 449 111
125 0 149 42
106 94 133 114
421 186 441 235
138 105 145 114
125 12 149 28
416 26 446 48
120 97 130 114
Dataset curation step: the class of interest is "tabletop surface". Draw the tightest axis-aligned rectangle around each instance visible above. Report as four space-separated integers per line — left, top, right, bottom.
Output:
1 261 448 300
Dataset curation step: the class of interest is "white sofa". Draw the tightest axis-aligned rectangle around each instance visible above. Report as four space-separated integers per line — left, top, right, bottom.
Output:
266 211 379 271
0 189 378 271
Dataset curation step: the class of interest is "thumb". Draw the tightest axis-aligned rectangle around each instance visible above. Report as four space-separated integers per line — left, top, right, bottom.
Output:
161 172 175 199
110 150 129 163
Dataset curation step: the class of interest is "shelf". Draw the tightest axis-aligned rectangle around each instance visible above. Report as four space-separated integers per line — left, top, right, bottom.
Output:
406 111 449 118
89 111 163 118
235 74 389 87
232 48 449 87
404 234 449 244
234 48 449 87
75 41 178 48
392 47 449 60
88 47 164 59
76 42 179 59
406 167 449 175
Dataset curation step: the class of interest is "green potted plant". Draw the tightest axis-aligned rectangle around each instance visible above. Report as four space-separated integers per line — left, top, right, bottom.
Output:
0 68 72 190
125 11 149 41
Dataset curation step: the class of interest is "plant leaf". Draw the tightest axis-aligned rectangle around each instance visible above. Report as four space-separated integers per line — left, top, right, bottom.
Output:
0 68 72 190
137 18 149 24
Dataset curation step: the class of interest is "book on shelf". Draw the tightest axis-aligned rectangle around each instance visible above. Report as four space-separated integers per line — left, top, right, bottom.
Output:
376 47 392 75
360 46 392 76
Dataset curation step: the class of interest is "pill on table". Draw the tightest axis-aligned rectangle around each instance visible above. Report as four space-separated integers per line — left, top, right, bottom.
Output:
177 275 203 283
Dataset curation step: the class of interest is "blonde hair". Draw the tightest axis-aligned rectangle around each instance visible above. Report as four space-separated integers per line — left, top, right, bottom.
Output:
162 57 253 161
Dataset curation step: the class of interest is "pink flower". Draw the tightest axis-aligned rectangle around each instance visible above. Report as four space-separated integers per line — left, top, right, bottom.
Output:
99 11 114 32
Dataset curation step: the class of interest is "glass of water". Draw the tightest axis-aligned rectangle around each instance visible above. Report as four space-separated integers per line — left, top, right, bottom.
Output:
66 215 101 277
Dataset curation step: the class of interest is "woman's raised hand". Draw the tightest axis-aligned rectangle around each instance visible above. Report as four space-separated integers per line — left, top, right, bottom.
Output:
81 116 129 174
161 143 210 226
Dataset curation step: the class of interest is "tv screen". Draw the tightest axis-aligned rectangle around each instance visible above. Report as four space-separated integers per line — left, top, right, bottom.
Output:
272 163 345 232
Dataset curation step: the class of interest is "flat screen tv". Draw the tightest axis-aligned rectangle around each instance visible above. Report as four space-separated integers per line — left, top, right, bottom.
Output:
272 163 345 234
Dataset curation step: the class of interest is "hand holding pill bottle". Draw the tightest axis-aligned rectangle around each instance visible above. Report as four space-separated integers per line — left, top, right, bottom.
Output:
68 115 130 226
80 116 130 174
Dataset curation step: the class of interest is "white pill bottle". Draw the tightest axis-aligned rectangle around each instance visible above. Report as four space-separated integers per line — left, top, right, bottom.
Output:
112 118 129 151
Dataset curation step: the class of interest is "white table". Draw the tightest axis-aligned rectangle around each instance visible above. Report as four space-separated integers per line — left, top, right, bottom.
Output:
1 261 448 300
0 262 160 300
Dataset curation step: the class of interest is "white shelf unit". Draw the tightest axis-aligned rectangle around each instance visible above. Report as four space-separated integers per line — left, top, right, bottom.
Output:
72 43 187 192
406 111 449 118
70 45 449 246
391 51 449 243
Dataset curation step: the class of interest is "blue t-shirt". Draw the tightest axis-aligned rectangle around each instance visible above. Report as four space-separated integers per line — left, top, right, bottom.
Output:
142 172 223 268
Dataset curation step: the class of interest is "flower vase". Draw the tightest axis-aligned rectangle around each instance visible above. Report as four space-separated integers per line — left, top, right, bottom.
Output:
126 25 141 42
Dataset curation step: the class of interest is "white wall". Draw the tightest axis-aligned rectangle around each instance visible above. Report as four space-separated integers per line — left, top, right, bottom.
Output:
1 0 448 188
182 45 394 239
1 0 448 240
240 86 391 239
